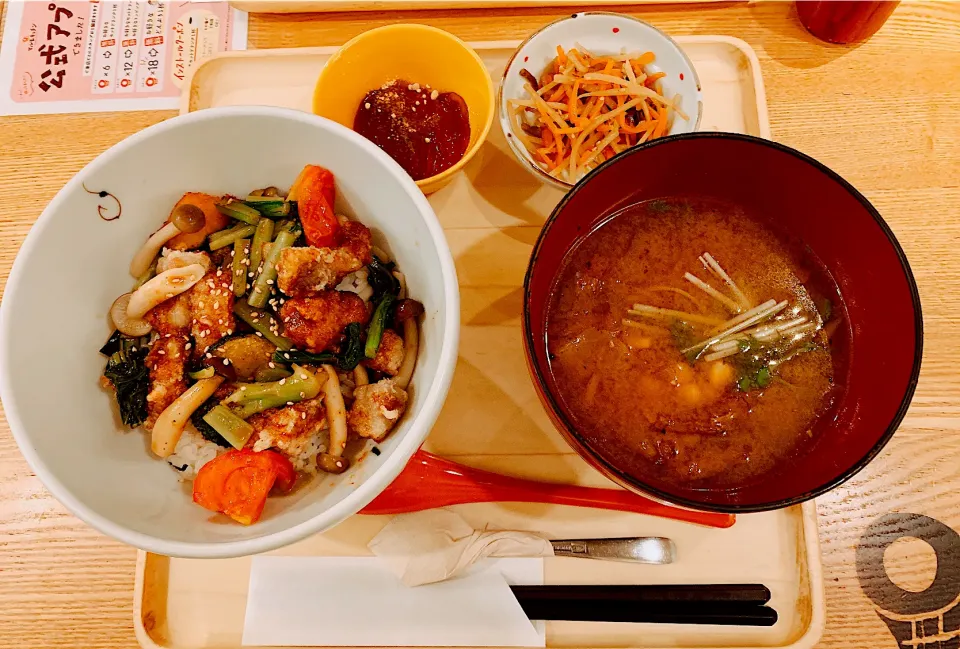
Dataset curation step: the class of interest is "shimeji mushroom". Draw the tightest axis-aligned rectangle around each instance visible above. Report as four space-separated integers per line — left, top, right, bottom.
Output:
126 264 207 320
129 204 206 278
317 364 350 474
152 376 226 458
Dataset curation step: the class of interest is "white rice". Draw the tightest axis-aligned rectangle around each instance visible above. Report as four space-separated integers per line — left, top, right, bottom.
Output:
166 425 227 481
252 426 328 474
337 268 373 303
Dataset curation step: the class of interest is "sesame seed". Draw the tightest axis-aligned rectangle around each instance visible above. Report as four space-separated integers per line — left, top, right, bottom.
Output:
217 319 223 325
268 362 276 368
286 401 294 406
300 373 308 380
223 359 230 365
266 279 274 285
425 138 431 143
164 333 171 338
185 343 192 350
256 331 263 337
198 301 204 308
284 353 291 360
431 90 439 100
213 302 220 309
199 331 206 337
227 329 233 335
158 350 165 355
240 386 247 391
279 378 286 385
299 391 305 398
216 269 223 277
301 412 307 420
204 329 210 336
248 272 255 278
166 292 174 298
206 352 212 359
364 102 371 109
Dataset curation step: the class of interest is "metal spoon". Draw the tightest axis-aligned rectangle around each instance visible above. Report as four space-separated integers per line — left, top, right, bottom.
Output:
550 537 676 564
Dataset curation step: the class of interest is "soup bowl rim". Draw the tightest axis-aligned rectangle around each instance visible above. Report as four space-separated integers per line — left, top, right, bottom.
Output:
522 131 923 513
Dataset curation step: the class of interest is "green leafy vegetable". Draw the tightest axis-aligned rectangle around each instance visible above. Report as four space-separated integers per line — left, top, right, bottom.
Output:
191 397 230 447
99 330 124 356
365 295 396 359
223 364 322 419
367 255 399 303
243 196 296 219
756 367 771 388
103 337 150 428
202 405 255 449
248 221 300 309
272 323 365 371
669 320 699 363
216 199 262 225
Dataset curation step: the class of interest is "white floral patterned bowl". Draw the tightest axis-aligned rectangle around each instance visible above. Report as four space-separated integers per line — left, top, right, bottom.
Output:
0 106 459 558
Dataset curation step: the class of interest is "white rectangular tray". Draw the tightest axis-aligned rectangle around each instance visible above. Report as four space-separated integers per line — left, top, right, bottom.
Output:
135 38 821 649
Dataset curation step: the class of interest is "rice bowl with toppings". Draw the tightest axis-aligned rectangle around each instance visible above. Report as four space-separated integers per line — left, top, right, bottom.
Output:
0 107 459 558
101 163 426 525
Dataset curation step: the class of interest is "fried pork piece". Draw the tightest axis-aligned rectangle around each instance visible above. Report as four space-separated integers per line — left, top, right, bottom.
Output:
156 249 212 274
144 336 189 430
338 220 373 265
276 247 365 297
348 379 408 442
248 396 327 473
189 262 236 355
275 221 373 298
146 293 191 335
362 329 405 376
280 291 369 352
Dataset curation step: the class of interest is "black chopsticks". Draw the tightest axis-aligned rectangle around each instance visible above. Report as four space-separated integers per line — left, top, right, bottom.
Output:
509 584 777 626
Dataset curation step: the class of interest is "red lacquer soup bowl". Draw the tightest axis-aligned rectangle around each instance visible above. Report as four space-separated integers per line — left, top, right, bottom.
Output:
523 133 922 513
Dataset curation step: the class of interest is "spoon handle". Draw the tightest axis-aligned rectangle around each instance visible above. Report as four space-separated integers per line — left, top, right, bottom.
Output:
360 451 735 528
550 537 676 564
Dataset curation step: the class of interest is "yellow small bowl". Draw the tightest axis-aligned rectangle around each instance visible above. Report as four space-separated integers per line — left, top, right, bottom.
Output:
313 24 494 195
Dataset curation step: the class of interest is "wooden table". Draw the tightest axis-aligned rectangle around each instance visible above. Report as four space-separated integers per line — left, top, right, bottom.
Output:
1 2 959 647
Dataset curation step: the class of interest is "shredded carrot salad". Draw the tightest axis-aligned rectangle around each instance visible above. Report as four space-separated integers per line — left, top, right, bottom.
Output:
509 45 688 183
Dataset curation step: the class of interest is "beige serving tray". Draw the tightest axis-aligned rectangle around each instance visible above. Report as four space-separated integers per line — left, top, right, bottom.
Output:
231 1 732 14
136 38 821 649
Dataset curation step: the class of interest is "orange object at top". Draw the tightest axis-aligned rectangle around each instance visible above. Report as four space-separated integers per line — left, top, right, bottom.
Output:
193 449 296 525
289 164 339 249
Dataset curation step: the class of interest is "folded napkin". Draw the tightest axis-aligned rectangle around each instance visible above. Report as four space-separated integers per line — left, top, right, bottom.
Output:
368 509 555 586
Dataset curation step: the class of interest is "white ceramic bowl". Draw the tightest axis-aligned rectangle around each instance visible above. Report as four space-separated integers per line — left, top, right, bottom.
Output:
0 106 460 558
499 12 703 190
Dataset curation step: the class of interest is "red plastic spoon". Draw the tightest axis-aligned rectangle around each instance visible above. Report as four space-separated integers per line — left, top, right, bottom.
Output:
360 451 735 528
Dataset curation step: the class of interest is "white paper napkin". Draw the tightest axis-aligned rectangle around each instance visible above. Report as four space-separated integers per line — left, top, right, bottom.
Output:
368 509 555 586
242 556 545 647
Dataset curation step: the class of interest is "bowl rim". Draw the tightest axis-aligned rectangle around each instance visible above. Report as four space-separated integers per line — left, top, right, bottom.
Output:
497 11 704 191
312 22 496 191
522 130 923 513
0 105 461 557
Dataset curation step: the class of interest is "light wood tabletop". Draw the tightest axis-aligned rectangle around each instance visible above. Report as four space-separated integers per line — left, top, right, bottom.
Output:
1 1 959 648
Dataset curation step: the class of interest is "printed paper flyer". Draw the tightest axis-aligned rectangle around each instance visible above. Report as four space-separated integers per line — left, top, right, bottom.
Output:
0 1 247 115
